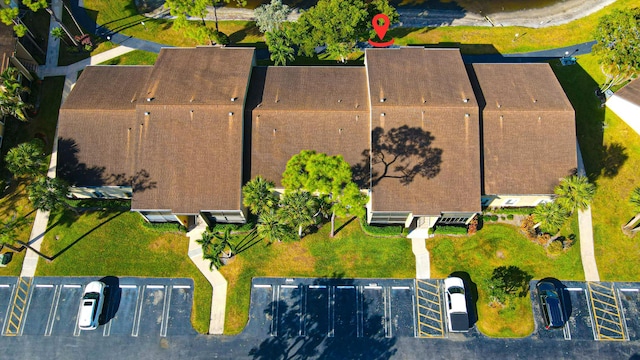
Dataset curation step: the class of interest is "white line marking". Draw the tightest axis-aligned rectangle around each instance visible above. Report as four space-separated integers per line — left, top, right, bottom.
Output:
392 286 411 290
21 282 38 336
308 285 326 289
271 286 278 337
120 285 137 289
385 286 391 338
0 284 10 287
132 285 144 337
566 288 583 291
172 285 190 289
299 286 306 337
253 284 271 288
620 289 639 292
63 285 81 288
35 284 54 288
584 289 598 341
2 284 15 336
160 286 171 337
617 289 630 341
281 285 298 289
563 320 571 340
337 286 354 289
45 285 62 336
146 285 164 289
328 285 334 338
364 285 383 289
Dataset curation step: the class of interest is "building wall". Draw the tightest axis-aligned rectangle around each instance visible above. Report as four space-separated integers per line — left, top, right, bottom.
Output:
482 194 553 208
69 186 132 199
607 96 640 136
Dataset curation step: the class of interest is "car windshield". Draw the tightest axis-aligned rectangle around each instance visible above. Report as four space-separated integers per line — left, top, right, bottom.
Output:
83 292 99 300
449 286 465 295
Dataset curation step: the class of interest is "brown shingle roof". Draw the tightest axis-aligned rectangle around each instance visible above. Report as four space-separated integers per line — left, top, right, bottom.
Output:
62 66 153 110
130 104 244 213
143 47 255 105
365 47 477 108
58 66 153 186
366 48 481 215
472 64 577 195
247 66 370 186
614 77 640 105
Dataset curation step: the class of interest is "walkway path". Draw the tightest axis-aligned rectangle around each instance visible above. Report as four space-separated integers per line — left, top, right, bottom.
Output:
576 141 600 282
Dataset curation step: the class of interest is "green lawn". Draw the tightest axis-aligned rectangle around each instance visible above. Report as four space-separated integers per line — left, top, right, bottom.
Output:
427 223 583 337
99 50 158 65
552 54 640 281
35 209 212 334
218 217 415 334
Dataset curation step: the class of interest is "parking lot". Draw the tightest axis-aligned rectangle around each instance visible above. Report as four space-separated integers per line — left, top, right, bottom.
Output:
246 278 417 339
0 277 195 337
531 280 640 342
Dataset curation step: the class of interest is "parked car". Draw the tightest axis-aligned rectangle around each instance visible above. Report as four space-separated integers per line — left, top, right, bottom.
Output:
78 281 106 330
444 277 469 332
536 279 566 329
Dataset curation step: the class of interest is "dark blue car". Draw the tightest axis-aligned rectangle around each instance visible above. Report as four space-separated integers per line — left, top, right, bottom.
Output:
536 279 566 329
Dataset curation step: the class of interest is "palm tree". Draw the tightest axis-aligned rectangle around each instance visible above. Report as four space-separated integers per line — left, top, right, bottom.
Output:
266 30 294 66
27 177 77 214
242 176 279 216
4 140 46 178
278 190 317 238
257 210 291 243
214 228 237 261
554 175 596 215
623 187 640 233
0 67 31 122
533 201 569 236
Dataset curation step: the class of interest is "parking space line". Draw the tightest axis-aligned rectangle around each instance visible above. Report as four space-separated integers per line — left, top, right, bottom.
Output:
35 284 54 288
63 285 81 288
0 284 10 287
160 285 171 337
1 284 16 336
298 285 305 337
328 286 334 338
364 285 382 289
617 289 631 341
172 285 190 289
120 285 136 289
281 285 297 289
563 321 571 340
271 285 279 337
412 283 417 338
254 284 271 288
566 288 582 291
356 286 363 338
309 285 326 289
392 286 411 290
384 287 391 338
621 289 639 292
44 285 62 336
584 289 598 341
19 280 37 336
131 285 144 337
147 285 164 289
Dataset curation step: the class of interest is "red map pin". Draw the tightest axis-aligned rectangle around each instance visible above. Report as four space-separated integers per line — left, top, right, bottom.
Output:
369 14 394 47
372 14 390 41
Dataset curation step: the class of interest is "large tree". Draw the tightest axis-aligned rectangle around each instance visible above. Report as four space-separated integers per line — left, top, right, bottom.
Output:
256 210 291 243
266 30 295 66
286 0 398 62
27 176 75 213
198 228 236 268
554 175 596 215
242 176 279 216
593 8 640 91
254 0 290 33
0 67 31 122
4 139 45 177
623 187 640 233
278 190 317 238
282 150 368 237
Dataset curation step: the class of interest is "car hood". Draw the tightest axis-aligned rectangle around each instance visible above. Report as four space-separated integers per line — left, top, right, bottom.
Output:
449 293 467 313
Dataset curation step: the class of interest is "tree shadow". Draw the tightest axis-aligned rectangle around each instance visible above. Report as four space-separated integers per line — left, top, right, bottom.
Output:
491 265 533 298
599 142 628 178
58 138 156 193
352 126 443 188
247 277 398 359
48 211 126 260
334 216 356 236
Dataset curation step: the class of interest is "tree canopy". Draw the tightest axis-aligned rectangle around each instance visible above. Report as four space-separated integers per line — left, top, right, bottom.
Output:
282 150 368 237
27 177 72 213
165 0 244 44
554 175 596 215
593 8 640 91
254 0 291 33
0 67 31 122
242 176 279 216
4 139 46 177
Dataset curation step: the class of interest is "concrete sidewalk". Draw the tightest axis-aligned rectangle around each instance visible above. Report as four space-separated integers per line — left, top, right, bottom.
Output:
576 141 600 282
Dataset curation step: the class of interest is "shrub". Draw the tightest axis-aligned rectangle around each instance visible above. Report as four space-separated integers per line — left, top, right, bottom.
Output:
520 215 537 239
212 30 229 45
507 214 514 220
491 215 499 221
362 222 404 236
434 225 468 235
547 239 564 255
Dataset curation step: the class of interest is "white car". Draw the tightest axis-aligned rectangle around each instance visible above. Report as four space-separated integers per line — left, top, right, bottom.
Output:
444 277 469 332
78 281 106 330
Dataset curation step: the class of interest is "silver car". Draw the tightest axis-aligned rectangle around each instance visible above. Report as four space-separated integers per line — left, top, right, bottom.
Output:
78 281 106 330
